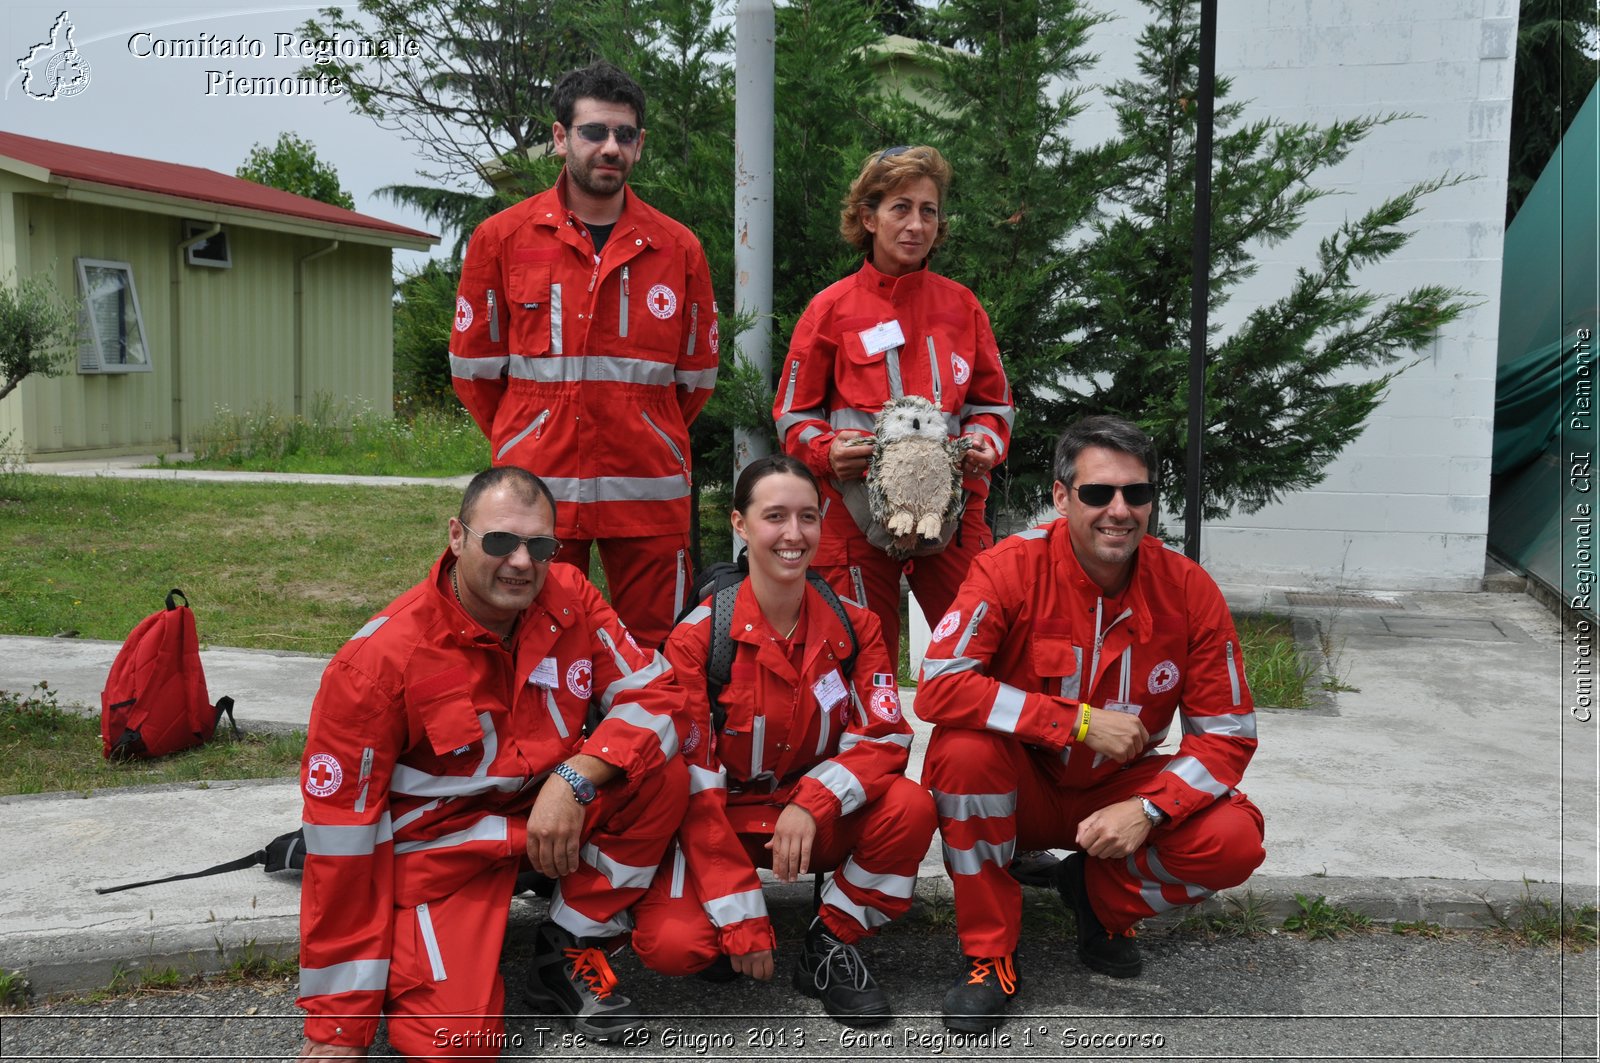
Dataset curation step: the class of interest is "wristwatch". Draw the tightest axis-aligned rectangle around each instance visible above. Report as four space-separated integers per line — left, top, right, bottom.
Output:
1138 796 1166 828
553 762 597 806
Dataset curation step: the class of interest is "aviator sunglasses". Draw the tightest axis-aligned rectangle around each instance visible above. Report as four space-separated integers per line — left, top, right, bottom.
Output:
1072 482 1157 507
460 522 561 562
571 122 641 146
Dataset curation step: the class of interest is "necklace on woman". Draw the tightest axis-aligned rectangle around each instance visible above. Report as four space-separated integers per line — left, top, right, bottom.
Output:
781 616 801 640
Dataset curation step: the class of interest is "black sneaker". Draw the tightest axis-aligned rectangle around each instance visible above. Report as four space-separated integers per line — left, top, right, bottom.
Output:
694 953 738 983
1054 851 1143 978
1008 849 1064 888
524 921 646 1042
793 917 891 1026
941 953 1018 1032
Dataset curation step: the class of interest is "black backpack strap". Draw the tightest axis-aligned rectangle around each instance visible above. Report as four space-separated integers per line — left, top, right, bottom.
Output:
213 695 239 740
94 849 268 895
94 828 305 894
165 588 187 611
806 572 859 678
706 580 740 735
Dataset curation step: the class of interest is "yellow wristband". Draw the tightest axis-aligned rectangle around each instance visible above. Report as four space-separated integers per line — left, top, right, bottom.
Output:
1074 703 1091 743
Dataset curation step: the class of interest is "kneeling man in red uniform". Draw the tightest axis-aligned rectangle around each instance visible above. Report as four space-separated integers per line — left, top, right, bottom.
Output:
917 416 1266 1032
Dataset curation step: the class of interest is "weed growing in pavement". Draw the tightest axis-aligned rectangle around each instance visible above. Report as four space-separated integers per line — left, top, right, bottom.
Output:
1175 890 1272 939
1282 893 1371 939
1392 919 1448 938
1483 881 1599 949
138 965 187 990
219 939 297 982
916 881 957 929
0 968 31 1009
1235 614 1316 708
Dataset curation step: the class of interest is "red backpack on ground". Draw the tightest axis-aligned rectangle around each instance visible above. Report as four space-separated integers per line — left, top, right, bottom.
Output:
100 588 235 760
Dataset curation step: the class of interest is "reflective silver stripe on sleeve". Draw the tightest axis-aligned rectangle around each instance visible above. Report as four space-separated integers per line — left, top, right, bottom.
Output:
839 856 916 899
954 601 988 657
984 683 1027 733
681 604 711 626
550 282 564 354
494 410 550 462
688 765 727 793
960 402 1015 426
394 814 508 855
921 655 979 680
1226 640 1241 706
943 413 962 437
837 730 912 752
301 816 393 857
416 902 448 981
448 354 508 381
676 367 718 390
507 354 674 386
606 701 680 760
581 842 656 891
1164 756 1230 798
1014 527 1048 542
932 789 1016 821
805 760 867 815
540 474 691 504
349 616 389 640
969 423 1006 457
775 407 827 439
942 837 1013 876
1180 711 1258 740
389 767 522 798
299 958 389 998
797 425 826 447
549 891 632 938
704 888 768 928
597 654 670 712
818 877 892 929
828 408 876 432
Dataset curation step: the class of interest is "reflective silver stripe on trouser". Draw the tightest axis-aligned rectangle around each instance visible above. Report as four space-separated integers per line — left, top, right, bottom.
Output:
506 354 675 386
393 814 508 855
580 842 657 890
495 409 549 462
605 700 680 760
301 816 394 857
954 602 989 657
819 874 894 932
549 888 633 938
883 346 904 398
705 888 767 928
299 958 390 998
919 655 980 680
985 683 1027 733
1181 711 1258 739
840 856 917 899
1128 846 1213 914
674 550 687 619
541 474 691 504
942 837 1014 877
932 789 1016 821
349 616 389 640
550 282 563 354
1164 756 1231 798
416 902 448 981
806 760 867 816
448 354 509 381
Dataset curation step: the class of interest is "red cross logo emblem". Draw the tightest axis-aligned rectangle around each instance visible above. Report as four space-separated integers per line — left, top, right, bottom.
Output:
454 295 473 332
305 752 343 797
646 283 677 320
567 658 594 699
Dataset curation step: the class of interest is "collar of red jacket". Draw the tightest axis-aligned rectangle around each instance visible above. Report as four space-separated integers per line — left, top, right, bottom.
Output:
853 255 933 297
1047 519 1156 643
426 546 581 649
728 577 855 675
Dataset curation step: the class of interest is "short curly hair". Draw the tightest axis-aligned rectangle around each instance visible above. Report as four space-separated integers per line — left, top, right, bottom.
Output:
551 61 646 130
838 145 952 258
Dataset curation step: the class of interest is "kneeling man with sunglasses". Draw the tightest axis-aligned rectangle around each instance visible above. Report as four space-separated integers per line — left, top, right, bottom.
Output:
916 416 1266 1033
295 467 688 1060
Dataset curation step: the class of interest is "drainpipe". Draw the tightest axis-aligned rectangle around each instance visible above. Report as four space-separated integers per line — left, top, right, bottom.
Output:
172 222 220 453
295 241 340 417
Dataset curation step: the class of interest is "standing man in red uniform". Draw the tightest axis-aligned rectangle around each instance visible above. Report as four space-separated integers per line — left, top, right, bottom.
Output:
451 61 718 649
917 416 1266 1033
294 467 688 1059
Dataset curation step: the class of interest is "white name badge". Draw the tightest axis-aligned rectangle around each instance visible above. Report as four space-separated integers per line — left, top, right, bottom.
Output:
812 668 849 711
1104 700 1143 716
530 657 559 688
859 320 906 357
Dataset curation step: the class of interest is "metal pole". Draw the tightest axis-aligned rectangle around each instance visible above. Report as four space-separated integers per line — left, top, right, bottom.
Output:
1184 0 1217 562
732 0 775 529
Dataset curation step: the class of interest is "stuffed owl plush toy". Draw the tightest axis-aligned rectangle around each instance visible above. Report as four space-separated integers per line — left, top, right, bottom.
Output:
867 395 974 558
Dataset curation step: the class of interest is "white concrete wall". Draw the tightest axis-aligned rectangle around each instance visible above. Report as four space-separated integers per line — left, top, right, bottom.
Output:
1072 1 1514 590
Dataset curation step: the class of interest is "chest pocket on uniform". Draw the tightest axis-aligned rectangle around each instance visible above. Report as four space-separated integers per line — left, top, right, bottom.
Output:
408 667 484 756
508 261 555 357
719 662 761 732
1030 621 1083 702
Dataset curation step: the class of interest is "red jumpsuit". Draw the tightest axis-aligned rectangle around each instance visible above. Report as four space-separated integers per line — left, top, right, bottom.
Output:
451 172 719 647
773 259 1013 655
916 522 1266 957
631 580 936 973
296 552 688 1059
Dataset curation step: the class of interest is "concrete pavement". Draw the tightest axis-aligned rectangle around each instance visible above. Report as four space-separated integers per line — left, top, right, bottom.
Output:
1 458 1594 995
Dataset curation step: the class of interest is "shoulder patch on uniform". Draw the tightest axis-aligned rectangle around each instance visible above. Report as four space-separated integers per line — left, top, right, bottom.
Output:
454 296 473 332
932 610 962 642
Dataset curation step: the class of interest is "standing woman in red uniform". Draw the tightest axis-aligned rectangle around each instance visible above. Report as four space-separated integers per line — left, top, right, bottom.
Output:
631 455 935 1026
772 145 1014 658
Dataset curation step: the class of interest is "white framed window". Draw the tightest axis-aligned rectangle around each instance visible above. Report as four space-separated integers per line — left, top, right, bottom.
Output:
183 221 232 269
75 258 152 374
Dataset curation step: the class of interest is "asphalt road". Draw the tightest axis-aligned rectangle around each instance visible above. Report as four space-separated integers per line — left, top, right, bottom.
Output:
3 894 1595 1062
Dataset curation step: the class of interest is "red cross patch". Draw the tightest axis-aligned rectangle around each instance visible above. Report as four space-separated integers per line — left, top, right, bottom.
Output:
567 659 593 699
647 283 678 319
454 295 473 332
305 752 343 798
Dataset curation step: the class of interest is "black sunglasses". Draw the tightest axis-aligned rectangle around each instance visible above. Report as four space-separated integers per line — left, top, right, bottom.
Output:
461 522 561 562
1073 482 1157 507
571 122 640 146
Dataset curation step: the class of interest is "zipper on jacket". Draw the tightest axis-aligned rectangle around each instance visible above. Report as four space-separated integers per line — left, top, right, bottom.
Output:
486 289 500 344
686 303 698 359
640 409 691 483
495 409 550 462
780 360 800 415
619 267 630 338
1226 640 1241 706
926 335 942 406
354 746 374 813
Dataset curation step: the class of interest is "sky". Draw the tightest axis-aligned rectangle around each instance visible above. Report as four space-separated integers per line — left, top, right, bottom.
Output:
3 1 447 274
